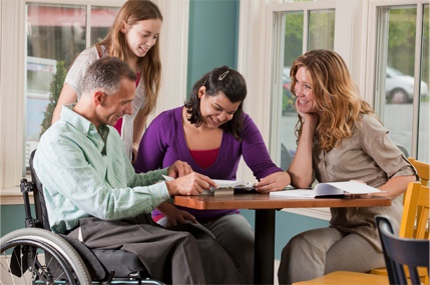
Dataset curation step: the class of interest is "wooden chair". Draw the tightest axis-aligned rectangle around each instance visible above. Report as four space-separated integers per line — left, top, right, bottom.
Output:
375 215 429 285
408 157 429 186
291 271 389 285
370 158 429 282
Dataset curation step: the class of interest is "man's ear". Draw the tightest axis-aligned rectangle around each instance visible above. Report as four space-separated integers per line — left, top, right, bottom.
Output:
93 91 105 106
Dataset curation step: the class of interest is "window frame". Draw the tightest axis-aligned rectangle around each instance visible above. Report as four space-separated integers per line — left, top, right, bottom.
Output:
366 0 428 160
238 0 370 220
239 0 427 220
0 0 190 204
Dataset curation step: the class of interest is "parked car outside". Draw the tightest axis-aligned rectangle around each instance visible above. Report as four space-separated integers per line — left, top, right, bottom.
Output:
385 66 429 104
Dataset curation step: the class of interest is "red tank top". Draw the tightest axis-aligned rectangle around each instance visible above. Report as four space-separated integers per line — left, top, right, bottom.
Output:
189 148 220 169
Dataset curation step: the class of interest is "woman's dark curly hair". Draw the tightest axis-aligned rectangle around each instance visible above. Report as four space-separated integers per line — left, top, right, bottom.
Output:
184 65 247 140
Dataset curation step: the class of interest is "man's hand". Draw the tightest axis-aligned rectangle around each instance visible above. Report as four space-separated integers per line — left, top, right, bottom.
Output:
165 208 197 227
157 203 197 227
167 160 193 178
165 172 216 196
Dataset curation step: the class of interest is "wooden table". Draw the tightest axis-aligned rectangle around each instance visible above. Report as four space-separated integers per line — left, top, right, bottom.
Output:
174 193 392 284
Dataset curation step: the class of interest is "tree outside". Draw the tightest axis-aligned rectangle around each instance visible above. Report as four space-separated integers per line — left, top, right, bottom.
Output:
39 60 67 137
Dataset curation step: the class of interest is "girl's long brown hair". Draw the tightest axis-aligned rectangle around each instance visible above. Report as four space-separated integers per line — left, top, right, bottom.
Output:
290 49 377 151
98 0 162 116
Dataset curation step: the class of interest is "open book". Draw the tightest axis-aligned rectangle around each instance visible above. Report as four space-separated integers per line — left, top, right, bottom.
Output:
203 179 255 195
162 175 255 196
270 181 383 198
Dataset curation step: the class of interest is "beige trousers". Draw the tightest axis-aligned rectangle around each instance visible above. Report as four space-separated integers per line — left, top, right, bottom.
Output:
278 227 385 285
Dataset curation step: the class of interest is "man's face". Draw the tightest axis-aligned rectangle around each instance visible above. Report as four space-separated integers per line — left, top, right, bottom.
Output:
95 78 135 126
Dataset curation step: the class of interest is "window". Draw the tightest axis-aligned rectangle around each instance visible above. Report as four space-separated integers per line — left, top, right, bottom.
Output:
271 5 335 171
262 0 339 220
269 0 429 173
259 0 428 220
25 3 119 169
370 1 429 163
1 0 190 203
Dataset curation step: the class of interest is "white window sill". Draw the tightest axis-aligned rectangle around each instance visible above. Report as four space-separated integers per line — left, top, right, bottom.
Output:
281 208 331 221
1 188 32 205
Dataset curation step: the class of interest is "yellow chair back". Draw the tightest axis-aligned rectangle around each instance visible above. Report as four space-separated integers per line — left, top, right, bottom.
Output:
408 157 429 186
400 181 429 239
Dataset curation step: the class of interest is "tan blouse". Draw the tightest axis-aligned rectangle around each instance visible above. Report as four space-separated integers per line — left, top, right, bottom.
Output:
313 113 416 251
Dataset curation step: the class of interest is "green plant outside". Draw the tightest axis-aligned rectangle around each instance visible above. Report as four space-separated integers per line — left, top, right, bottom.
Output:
39 60 67 137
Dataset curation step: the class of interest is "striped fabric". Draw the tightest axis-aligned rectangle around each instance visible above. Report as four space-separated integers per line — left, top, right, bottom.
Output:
34 106 170 234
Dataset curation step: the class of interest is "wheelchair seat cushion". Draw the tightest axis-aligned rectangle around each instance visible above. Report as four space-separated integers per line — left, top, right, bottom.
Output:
92 248 150 279
60 234 150 280
60 234 107 280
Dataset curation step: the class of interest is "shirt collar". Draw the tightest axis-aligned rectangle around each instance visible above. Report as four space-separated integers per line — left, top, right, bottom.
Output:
60 105 94 134
60 105 111 154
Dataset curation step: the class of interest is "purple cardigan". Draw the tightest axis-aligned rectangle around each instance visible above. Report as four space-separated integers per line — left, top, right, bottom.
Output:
134 107 283 221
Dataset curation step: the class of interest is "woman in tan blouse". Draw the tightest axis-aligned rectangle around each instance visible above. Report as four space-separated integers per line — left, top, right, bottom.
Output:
278 49 416 285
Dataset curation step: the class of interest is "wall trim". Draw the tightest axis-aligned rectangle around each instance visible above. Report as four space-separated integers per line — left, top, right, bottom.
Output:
0 189 32 205
149 0 189 123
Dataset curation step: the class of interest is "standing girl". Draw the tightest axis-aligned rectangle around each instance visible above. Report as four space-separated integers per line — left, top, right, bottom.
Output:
52 0 162 160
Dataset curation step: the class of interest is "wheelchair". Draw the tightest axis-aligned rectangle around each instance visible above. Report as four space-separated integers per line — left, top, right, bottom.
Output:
1 150 164 285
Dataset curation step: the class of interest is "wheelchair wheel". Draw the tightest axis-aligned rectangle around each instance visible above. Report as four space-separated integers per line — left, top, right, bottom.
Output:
1 227 91 284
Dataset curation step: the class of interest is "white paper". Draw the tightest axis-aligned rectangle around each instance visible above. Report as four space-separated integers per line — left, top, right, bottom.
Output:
270 189 315 198
162 175 174 182
270 181 382 198
315 181 381 195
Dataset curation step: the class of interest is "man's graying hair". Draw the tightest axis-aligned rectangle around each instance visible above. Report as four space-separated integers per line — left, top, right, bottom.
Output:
82 57 137 96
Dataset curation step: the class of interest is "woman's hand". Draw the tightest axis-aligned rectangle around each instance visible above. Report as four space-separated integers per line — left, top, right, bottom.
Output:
254 171 291 193
295 99 319 126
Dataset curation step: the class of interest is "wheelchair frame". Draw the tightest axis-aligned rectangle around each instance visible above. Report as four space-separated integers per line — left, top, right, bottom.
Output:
1 151 164 285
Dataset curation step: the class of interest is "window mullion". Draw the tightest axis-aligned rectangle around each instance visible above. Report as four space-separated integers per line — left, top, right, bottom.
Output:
303 9 309 52
86 5 91 48
411 3 424 158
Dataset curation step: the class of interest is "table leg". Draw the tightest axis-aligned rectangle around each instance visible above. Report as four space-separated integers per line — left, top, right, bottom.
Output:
254 209 275 284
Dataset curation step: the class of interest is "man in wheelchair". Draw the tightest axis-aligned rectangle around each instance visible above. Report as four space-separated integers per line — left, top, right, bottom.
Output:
32 56 246 284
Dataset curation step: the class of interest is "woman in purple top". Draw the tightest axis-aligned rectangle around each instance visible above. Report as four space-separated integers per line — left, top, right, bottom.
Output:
134 65 291 283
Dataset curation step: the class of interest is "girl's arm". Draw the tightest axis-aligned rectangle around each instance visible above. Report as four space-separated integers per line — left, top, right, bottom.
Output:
51 84 78 123
132 108 148 162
